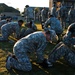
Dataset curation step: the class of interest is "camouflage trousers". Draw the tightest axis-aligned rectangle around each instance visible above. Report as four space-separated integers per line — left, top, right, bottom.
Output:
9 39 45 71
10 48 32 71
48 42 75 67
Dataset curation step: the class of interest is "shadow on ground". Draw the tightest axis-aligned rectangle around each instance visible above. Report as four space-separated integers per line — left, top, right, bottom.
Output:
0 42 75 75
2 61 75 75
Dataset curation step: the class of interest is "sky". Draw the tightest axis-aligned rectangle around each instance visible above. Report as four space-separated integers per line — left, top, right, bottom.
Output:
0 0 49 12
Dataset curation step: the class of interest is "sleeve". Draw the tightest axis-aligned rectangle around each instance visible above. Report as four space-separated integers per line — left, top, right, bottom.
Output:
36 42 47 63
44 18 51 28
63 35 71 46
63 36 75 50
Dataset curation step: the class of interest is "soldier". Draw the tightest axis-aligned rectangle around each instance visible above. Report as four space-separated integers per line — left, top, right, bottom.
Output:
50 4 57 18
24 5 34 23
40 7 47 29
44 15 63 37
68 6 75 25
59 3 67 29
48 23 75 68
0 20 23 41
20 20 37 38
6 29 58 71
41 7 46 22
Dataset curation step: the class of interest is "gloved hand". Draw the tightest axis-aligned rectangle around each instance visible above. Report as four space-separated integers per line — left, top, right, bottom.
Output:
37 59 53 68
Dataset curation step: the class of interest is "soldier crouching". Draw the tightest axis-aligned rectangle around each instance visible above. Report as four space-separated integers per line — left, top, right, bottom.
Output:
0 20 23 41
6 30 58 71
48 23 75 67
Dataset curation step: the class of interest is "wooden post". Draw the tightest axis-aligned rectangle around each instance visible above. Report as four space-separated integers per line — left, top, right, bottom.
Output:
49 0 53 10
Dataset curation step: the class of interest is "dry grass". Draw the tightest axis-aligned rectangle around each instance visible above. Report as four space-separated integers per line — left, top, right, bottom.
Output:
36 24 43 31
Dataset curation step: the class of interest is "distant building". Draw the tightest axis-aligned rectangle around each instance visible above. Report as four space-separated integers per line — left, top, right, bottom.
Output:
1 12 20 17
0 3 20 20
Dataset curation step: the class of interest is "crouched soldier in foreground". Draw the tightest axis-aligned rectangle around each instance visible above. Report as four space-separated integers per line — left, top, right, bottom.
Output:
6 29 58 71
48 23 75 68
0 20 23 41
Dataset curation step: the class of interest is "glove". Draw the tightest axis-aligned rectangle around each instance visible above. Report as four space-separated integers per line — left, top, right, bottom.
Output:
38 59 53 68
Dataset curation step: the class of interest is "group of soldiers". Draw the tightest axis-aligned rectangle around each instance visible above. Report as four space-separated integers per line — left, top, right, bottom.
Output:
50 2 75 29
0 3 75 72
0 18 37 42
24 5 48 23
24 3 75 30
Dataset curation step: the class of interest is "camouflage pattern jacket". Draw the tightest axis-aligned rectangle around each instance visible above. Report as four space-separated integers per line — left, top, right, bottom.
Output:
63 32 75 52
44 17 63 35
1 22 21 38
14 31 48 62
24 7 34 19
0 20 7 28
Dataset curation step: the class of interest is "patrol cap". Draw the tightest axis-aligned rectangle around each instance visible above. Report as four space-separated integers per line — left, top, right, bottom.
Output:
49 30 58 43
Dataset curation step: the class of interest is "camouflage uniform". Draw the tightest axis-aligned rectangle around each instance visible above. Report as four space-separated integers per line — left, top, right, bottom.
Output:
20 21 37 38
44 17 63 36
68 7 75 25
0 20 7 28
59 5 67 19
20 28 35 38
50 5 57 18
24 7 34 23
0 22 21 41
41 8 46 22
0 20 8 33
9 31 48 71
59 4 67 28
48 31 75 67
